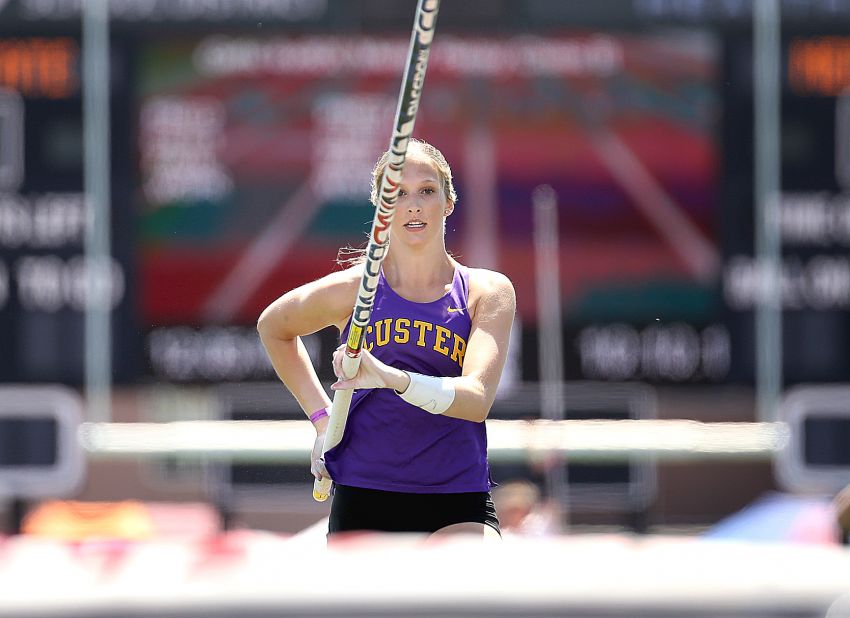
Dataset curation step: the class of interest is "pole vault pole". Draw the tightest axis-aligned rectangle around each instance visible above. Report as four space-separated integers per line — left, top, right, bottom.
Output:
313 0 441 501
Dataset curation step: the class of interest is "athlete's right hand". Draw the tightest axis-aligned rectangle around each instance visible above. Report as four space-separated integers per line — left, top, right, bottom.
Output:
330 344 410 393
310 429 331 481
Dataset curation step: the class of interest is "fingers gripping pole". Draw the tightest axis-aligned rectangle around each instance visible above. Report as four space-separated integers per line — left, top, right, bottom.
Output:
312 386 353 501
311 0 441 502
312 343 361 501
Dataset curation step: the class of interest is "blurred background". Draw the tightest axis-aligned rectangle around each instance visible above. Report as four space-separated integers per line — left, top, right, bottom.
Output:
1 0 850 616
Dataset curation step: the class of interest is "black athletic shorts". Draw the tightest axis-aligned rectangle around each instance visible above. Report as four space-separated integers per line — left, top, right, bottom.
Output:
328 484 501 535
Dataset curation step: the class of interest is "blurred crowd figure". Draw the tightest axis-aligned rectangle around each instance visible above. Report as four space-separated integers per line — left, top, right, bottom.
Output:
491 480 563 537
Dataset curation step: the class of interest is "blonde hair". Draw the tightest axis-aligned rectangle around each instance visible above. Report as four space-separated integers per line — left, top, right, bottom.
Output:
369 138 458 208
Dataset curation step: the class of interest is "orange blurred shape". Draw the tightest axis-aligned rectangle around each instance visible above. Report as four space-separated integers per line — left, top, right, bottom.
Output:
789 36 850 96
21 500 220 541
0 38 77 99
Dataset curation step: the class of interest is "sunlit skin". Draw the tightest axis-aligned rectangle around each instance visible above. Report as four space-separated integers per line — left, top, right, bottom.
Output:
389 156 454 251
375 155 456 306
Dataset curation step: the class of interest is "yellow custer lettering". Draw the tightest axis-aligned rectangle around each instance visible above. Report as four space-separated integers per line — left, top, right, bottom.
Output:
450 333 466 366
434 325 451 356
394 318 410 344
412 320 433 347
374 318 392 347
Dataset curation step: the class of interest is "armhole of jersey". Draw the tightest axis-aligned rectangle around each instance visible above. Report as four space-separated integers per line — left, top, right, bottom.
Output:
457 264 471 303
338 312 353 340
456 265 474 321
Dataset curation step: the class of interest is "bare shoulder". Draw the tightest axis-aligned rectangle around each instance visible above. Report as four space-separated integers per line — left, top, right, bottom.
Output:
467 267 515 298
317 264 362 293
307 264 363 313
262 263 362 331
467 267 514 292
276 265 363 312
466 267 516 321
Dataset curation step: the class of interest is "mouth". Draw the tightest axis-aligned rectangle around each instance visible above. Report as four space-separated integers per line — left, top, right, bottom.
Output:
403 220 427 231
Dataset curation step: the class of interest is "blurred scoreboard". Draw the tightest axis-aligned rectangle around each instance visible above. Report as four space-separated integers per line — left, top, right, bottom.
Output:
0 35 137 383
134 30 720 385
722 32 850 383
0 17 849 388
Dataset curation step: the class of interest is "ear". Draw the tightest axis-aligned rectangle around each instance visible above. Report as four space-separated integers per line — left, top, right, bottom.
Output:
444 203 455 217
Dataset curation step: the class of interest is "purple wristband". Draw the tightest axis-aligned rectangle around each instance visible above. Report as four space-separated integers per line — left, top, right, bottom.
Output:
309 408 329 424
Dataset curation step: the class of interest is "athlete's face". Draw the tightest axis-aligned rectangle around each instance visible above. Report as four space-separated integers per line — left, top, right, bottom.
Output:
392 156 453 246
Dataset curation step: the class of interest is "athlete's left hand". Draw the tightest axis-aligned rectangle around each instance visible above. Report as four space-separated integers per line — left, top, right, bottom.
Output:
310 429 330 482
330 344 409 392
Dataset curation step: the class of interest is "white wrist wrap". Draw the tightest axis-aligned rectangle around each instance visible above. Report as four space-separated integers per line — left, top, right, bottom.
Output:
397 372 455 415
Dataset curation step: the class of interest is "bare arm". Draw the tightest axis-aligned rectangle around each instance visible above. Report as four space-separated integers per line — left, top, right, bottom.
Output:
442 270 516 422
257 267 360 429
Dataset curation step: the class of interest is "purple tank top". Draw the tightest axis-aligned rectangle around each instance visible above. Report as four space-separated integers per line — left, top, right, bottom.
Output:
324 264 491 493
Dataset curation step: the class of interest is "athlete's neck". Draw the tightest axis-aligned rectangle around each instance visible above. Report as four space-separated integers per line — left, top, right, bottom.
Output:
383 248 455 303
